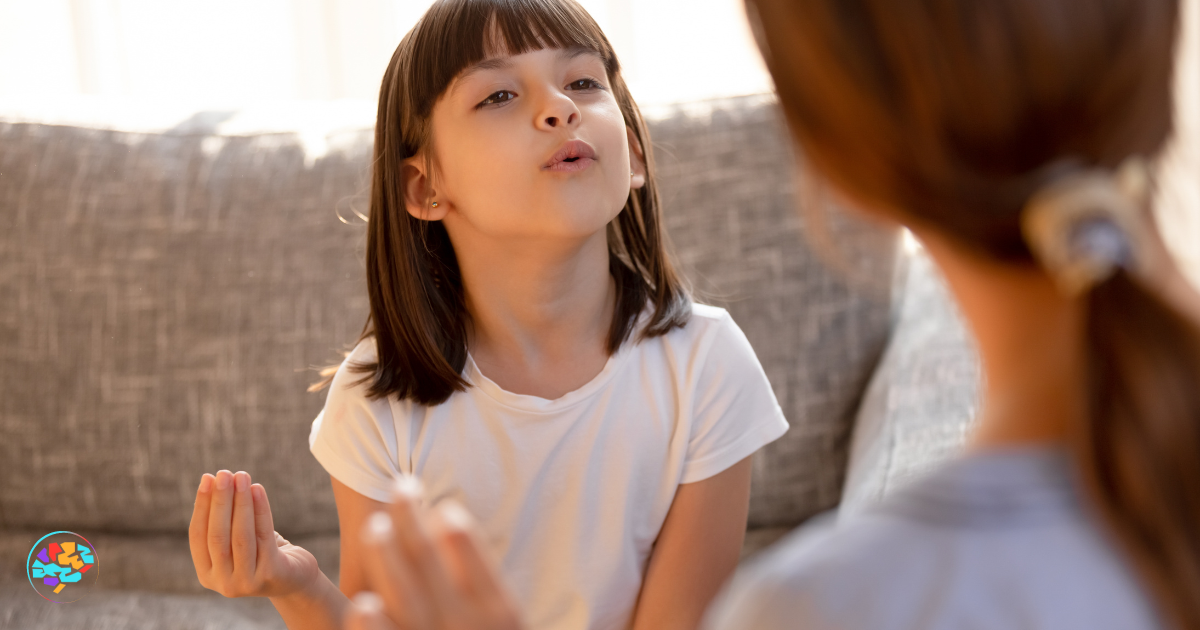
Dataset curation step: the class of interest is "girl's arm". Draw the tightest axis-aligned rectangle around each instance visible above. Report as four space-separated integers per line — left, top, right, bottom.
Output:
629 456 755 630
271 475 392 627
269 570 351 630
330 475 392 598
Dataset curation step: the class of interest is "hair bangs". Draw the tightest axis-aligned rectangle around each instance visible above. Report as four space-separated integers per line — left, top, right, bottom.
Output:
407 0 618 120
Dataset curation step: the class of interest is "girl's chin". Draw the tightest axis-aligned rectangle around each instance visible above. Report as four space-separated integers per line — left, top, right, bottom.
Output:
518 209 625 242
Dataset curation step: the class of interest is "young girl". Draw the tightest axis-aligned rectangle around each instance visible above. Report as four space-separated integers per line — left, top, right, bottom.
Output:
340 1 1200 630
187 1 789 629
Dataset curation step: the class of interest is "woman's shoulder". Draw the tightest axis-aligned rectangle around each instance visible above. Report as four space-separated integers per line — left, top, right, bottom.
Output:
705 450 1164 630
704 508 940 630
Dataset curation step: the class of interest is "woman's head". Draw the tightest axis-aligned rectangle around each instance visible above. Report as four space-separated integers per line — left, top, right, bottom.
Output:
744 0 1178 255
742 0 1200 626
358 0 690 405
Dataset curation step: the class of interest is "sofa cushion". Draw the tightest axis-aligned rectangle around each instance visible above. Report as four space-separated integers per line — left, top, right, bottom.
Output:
0 582 287 630
838 242 983 516
0 95 896 540
0 113 373 537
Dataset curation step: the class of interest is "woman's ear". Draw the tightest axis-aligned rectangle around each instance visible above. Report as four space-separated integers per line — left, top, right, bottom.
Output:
627 126 647 190
402 155 448 221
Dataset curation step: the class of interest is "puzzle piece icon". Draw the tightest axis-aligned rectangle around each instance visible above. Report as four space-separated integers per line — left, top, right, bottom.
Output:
31 560 57 578
33 559 79 580
58 541 85 570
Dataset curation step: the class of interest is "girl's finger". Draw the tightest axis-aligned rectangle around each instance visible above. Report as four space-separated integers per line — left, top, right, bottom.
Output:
388 478 461 613
361 510 431 629
206 469 236 578
230 471 258 576
251 483 277 573
188 473 215 576
431 500 512 607
344 591 400 630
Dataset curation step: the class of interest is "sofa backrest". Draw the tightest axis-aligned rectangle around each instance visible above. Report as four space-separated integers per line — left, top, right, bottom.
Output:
0 95 896 537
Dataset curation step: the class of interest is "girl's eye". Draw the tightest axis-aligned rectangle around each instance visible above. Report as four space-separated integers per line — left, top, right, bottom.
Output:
568 78 604 91
476 90 516 108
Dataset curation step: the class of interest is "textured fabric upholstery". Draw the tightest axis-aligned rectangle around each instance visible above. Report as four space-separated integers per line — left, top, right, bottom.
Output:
0 95 897 607
0 122 374 537
838 244 983 516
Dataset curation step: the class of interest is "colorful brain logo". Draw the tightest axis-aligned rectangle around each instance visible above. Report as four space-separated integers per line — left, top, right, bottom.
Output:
26 531 99 603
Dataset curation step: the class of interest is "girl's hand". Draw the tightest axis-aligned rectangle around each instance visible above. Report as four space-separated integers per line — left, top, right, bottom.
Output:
343 477 523 630
189 469 321 599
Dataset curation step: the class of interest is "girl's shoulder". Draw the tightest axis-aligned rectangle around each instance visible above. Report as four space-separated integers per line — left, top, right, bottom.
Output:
654 302 761 372
654 301 736 350
688 301 732 323
346 336 378 364
329 337 378 387
323 336 390 411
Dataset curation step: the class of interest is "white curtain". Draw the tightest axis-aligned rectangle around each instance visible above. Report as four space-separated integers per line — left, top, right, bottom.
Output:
0 0 772 105
1 0 1197 282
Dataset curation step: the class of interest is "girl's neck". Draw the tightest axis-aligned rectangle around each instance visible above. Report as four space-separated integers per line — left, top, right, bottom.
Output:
455 229 618 399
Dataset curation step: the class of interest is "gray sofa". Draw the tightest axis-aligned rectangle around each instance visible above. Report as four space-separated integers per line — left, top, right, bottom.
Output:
0 94 977 629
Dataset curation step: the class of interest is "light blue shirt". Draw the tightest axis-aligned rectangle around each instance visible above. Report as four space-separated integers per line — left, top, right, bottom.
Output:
703 446 1164 630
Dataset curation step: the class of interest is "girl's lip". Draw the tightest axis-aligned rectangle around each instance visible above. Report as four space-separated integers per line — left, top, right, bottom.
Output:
542 139 597 169
544 157 595 172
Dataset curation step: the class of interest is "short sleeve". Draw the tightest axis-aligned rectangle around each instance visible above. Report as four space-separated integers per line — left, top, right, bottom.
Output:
308 340 404 503
680 310 790 484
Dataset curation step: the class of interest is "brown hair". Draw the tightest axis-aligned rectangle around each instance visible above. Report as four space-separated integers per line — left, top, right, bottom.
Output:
314 0 690 405
743 0 1200 626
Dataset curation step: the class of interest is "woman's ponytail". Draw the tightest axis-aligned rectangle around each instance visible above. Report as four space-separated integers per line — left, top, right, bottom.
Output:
1082 271 1200 629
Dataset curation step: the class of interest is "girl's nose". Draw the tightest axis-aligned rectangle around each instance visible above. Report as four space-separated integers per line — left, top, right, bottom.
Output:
543 111 578 128
537 92 581 130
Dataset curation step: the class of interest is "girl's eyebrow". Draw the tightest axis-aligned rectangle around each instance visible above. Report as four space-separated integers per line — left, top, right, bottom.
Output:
458 57 514 84
451 46 602 95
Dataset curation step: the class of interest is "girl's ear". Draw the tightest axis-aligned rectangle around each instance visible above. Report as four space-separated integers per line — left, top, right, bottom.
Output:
402 155 449 221
627 126 647 190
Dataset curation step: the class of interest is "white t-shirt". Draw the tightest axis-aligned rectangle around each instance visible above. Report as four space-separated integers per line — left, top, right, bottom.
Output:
308 303 789 630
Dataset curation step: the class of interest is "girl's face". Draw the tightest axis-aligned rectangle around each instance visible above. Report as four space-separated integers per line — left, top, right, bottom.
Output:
405 46 646 242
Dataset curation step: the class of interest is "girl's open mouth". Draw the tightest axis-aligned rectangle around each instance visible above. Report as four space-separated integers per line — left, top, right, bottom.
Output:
545 157 595 172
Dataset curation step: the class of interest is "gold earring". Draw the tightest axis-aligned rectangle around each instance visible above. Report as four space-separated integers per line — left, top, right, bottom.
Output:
431 201 439 208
